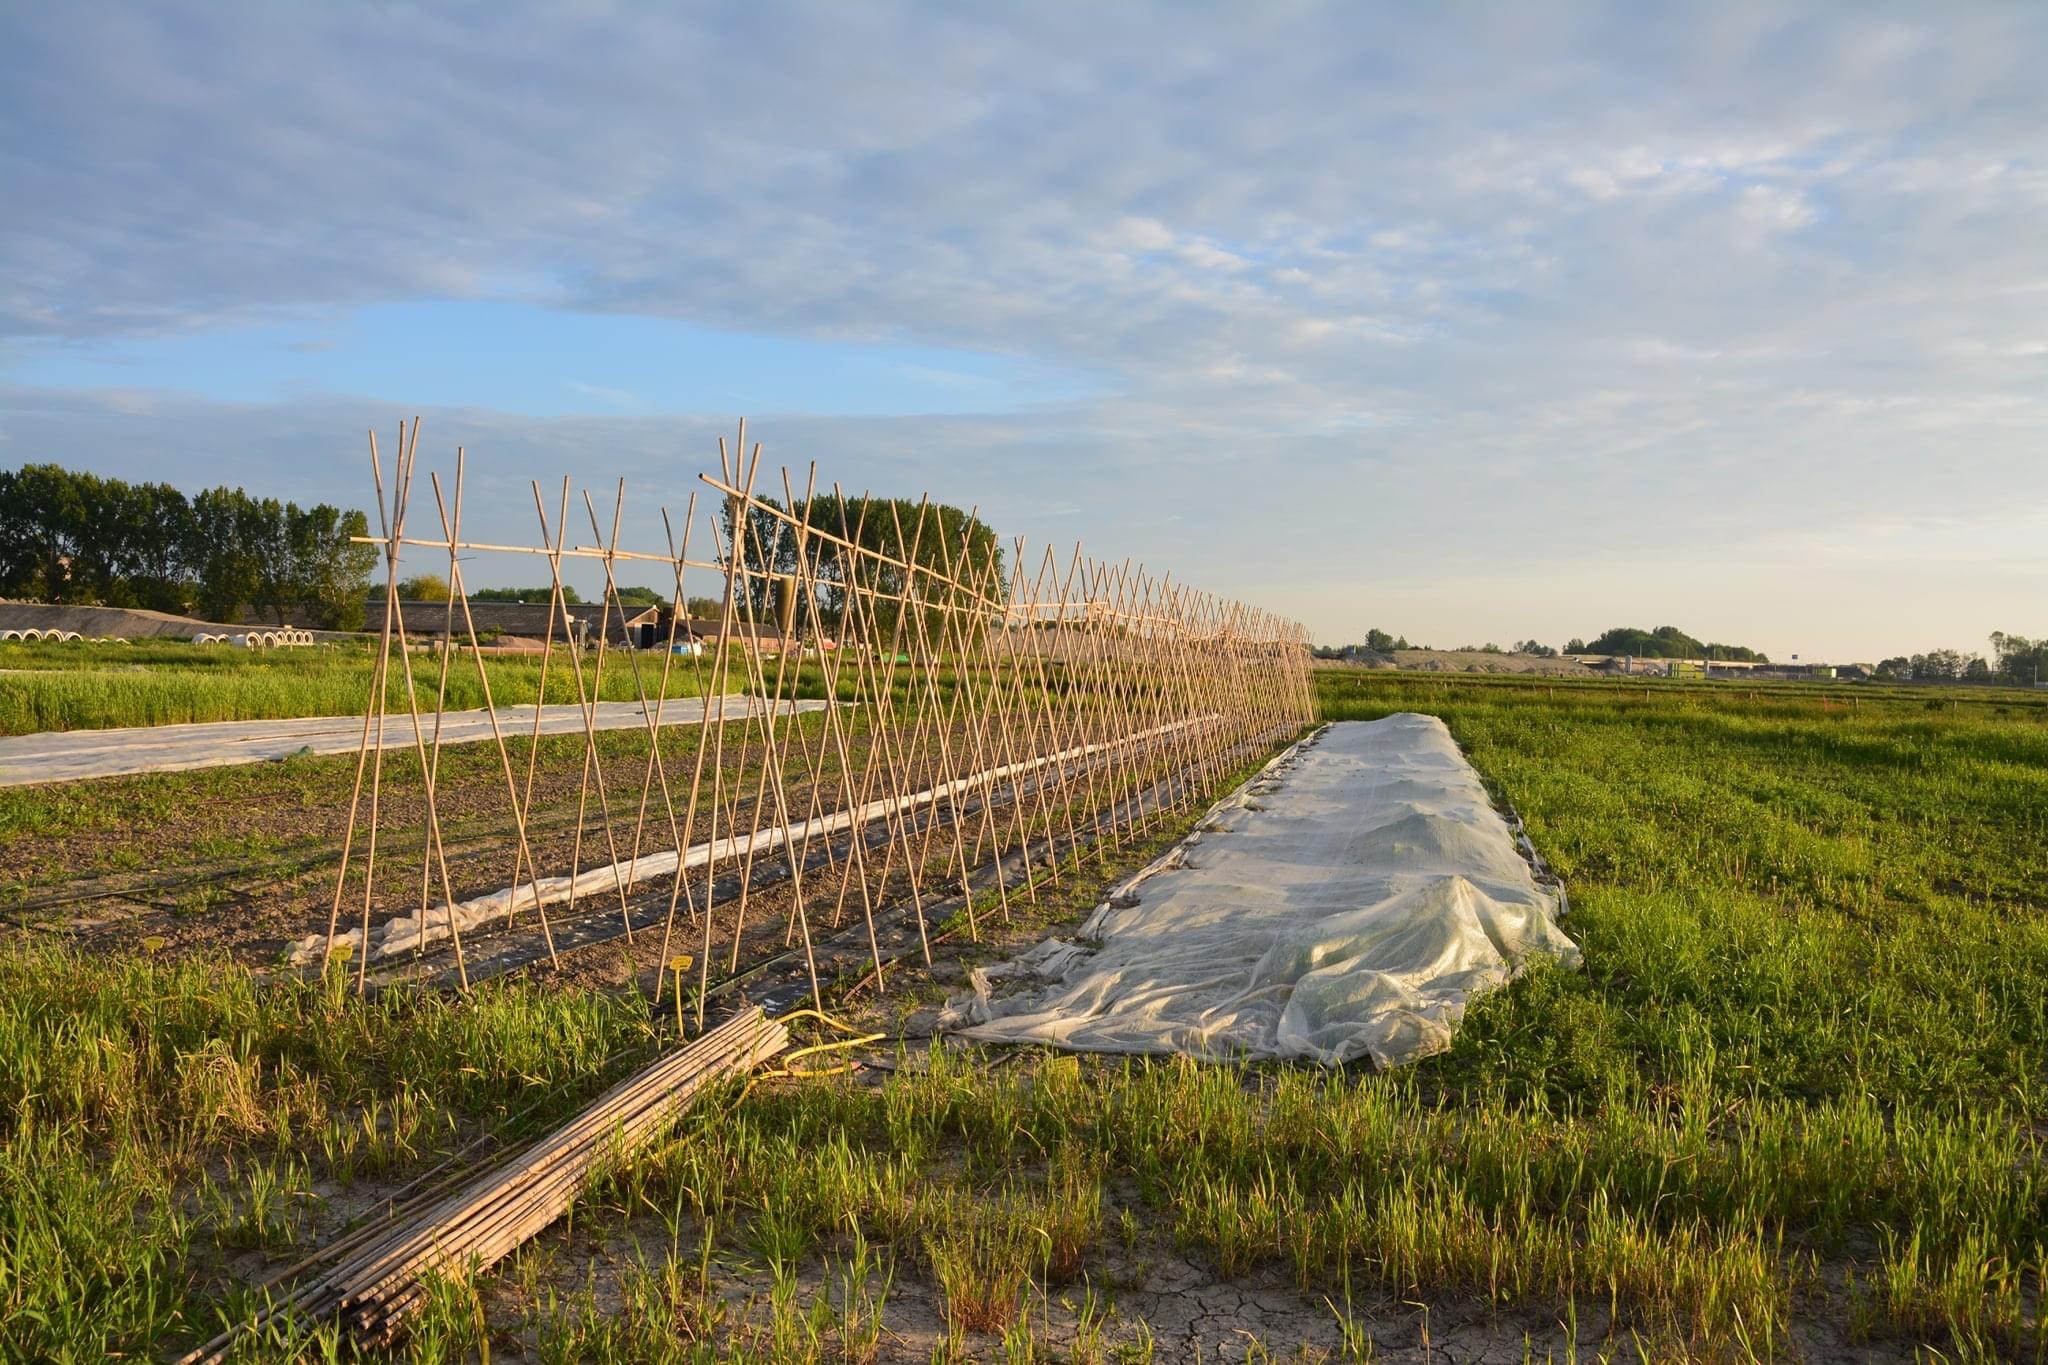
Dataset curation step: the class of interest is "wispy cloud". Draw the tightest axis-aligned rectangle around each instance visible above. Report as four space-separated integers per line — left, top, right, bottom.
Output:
561 380 647 411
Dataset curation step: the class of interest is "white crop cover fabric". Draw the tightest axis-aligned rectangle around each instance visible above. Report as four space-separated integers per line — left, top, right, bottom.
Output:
943 714 1579 1068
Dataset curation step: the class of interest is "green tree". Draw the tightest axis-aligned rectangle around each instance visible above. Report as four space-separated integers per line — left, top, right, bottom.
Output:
190 487 263 621
1363 628 1410 653
244 495 292 624
1910 649 1966 681
1989 632 2048 686
721 493 1002 642
1 464 88 600
62 470 122 604
1584 625 1767 663
469 585 582 604
287 504 377 630
396 573 451 602
117 482 198 611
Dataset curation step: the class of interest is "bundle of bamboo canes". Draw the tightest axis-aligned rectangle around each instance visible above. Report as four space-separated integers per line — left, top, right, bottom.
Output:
181 1007 789 1362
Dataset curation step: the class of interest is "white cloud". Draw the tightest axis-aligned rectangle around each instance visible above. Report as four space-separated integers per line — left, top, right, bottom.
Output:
562 381 647 411
1736 183 1818 232
1176 241 1253 273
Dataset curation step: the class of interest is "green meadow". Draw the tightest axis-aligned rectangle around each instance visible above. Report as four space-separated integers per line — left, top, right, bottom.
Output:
0 671 2042 1359
0 639 737 735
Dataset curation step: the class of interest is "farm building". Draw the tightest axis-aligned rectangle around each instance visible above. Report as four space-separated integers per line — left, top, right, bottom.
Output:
670 618 801 654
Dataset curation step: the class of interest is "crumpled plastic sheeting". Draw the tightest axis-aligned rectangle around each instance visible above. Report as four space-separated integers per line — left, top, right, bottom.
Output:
940 714 1578 1068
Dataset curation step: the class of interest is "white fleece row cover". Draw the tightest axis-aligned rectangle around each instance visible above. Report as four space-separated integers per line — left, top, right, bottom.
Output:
946 714 1578 1068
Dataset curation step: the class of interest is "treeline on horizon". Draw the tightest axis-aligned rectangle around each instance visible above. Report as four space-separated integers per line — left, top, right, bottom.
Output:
0 462 1004 636
0 464 377 629
1319 624 1769 662
1317 623 2048 685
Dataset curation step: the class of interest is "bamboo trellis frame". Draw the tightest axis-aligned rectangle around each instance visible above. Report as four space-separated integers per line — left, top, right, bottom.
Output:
322 421 1316 1017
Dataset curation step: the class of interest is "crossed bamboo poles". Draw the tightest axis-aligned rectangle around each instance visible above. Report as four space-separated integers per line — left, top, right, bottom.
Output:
325 421 1317 1016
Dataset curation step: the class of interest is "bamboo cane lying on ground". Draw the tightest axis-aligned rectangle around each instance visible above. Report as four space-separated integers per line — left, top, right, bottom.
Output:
179 1007 791 1363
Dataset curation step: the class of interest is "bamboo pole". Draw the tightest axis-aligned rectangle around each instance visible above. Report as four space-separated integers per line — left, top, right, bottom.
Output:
427 465 560 969
378 432 472 991
353 422 409 992
323 426 400 970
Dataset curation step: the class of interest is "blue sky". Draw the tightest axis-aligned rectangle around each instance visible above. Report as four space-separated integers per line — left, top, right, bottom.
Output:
3 2 2044 659
10 300 1093 417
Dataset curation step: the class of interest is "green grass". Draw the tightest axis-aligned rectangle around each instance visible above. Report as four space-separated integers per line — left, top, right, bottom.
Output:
3 671 2044 1358
0 636 1135 736
0 638 836 735
583 672 2042 1358
1316 670 2048 1115
585 1032 2043 1357
0 944 651 1362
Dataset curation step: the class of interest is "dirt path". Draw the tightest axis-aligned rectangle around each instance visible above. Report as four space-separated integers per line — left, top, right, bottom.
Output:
0 696 827 786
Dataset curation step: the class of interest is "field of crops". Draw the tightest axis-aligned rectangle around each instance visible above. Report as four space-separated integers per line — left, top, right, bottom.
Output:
2 671 2043 1359
0 639 772 735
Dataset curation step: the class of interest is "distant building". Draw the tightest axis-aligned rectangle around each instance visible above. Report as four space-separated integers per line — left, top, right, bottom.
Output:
671 618 810 654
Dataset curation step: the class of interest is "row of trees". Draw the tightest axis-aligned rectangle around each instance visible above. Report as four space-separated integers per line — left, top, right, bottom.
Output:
1319 623 2044 686
0 465 1011 640
1876 634 2048 685
1316 624 1768 662
1311 629 1421 659
0 464 377 628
